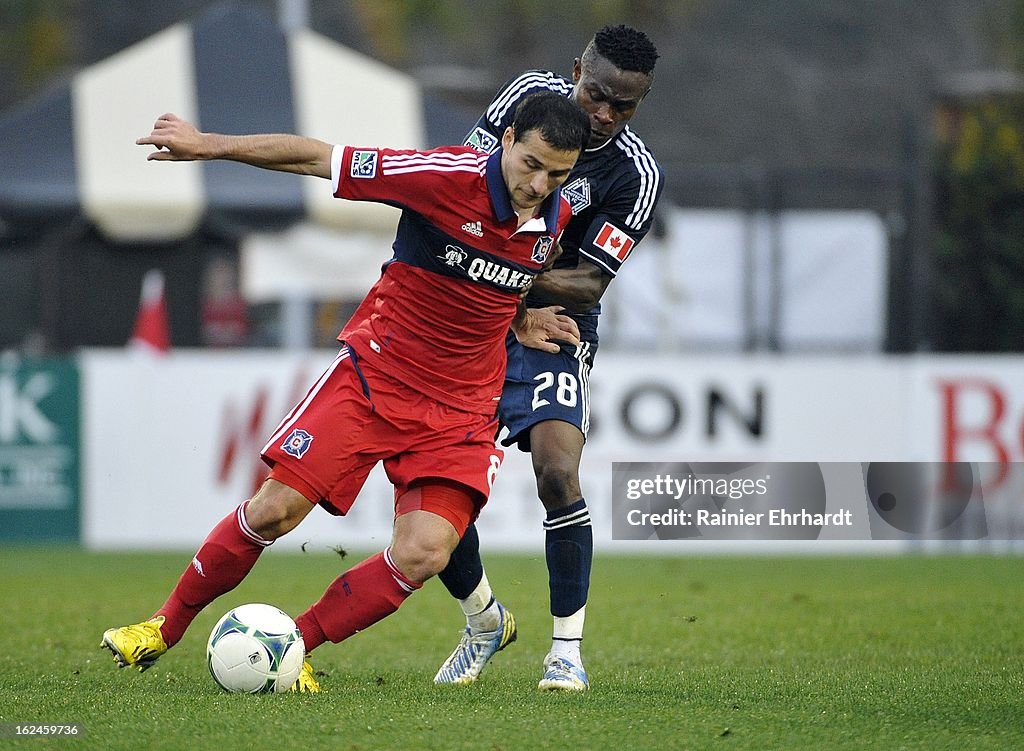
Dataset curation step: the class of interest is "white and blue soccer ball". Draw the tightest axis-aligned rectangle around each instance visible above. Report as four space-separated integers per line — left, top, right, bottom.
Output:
206 603 305 694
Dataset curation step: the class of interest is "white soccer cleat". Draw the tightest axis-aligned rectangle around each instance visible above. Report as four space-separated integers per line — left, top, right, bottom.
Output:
538 652 589 691
433 602 517 685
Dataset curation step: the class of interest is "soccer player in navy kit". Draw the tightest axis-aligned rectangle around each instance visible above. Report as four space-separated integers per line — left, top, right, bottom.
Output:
434 25 663 691
100 92 590 692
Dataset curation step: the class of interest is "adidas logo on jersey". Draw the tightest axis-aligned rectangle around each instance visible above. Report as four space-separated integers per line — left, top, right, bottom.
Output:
461 220 484 238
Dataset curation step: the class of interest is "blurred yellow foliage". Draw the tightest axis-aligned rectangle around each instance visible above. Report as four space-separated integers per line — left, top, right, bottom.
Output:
945 99 1024 187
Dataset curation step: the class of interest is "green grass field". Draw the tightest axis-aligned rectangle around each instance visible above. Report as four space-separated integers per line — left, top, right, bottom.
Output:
0 548 1021 751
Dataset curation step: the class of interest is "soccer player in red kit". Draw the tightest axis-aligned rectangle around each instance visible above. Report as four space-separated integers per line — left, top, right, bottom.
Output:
101 91 590 692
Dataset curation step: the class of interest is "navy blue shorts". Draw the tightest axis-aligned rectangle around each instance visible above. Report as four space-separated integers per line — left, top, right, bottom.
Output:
498 333 596 452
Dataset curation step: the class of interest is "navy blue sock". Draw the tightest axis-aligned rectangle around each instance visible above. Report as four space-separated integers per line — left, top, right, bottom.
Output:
438 522 484 600
545 499 593 617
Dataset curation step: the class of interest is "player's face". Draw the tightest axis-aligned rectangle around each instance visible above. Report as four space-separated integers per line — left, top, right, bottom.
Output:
500 127 579 212
572 54 652 148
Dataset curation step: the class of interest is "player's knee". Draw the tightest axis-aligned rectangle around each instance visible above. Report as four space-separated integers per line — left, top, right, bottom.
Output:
245 483 311 540
245 500 298 540
389 537 452 583
535 462 582 510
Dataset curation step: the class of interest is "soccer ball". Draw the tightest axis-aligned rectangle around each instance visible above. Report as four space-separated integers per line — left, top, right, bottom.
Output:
206 603 305 693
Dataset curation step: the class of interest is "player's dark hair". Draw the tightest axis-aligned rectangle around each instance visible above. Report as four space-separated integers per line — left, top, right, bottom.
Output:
587 24 658 75
512 91 590 153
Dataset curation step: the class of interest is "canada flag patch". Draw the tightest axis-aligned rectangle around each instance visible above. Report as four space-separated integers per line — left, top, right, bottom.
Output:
593 222 635 262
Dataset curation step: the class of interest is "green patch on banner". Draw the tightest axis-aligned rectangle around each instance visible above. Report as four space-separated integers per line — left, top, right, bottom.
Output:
0 357 80 541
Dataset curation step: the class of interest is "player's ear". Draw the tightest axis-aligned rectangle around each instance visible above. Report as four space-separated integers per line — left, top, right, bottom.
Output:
501 126 515 151
572 58 582 83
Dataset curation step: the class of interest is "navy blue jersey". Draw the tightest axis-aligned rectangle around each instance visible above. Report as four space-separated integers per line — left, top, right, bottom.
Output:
465 70 664 344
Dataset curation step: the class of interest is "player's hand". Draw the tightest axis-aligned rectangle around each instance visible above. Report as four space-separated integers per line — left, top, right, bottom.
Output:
511 305 580 353
136 113 207 161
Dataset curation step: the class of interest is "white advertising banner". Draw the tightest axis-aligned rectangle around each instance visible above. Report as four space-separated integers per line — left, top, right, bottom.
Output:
906 356 1024 465
80 350 1024 551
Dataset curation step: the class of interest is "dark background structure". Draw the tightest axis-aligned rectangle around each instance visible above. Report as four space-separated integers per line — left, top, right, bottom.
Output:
2 0 1023 352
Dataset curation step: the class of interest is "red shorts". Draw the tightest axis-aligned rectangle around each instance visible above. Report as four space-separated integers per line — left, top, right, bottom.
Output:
261 347 504 519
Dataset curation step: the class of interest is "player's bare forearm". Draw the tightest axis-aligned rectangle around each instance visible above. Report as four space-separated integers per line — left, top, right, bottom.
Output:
529 261 612 313
511 305 581 354
512 298 529 330
136 113 332 178
205 132 332 177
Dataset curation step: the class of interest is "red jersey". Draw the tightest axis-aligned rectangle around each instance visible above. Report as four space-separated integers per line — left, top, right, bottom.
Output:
330 144 572 415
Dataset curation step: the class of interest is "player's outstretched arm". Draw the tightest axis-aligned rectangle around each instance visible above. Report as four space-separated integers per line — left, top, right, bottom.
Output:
511 305 580 354
530 260 612 313
136 113 332 178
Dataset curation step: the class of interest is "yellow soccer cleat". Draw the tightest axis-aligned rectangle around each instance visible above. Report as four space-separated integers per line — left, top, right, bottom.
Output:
289 657 321 694
101 616 168 672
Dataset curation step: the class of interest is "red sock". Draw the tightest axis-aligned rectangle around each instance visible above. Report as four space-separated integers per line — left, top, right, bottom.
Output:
295 548 420 651
153 502 270 646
